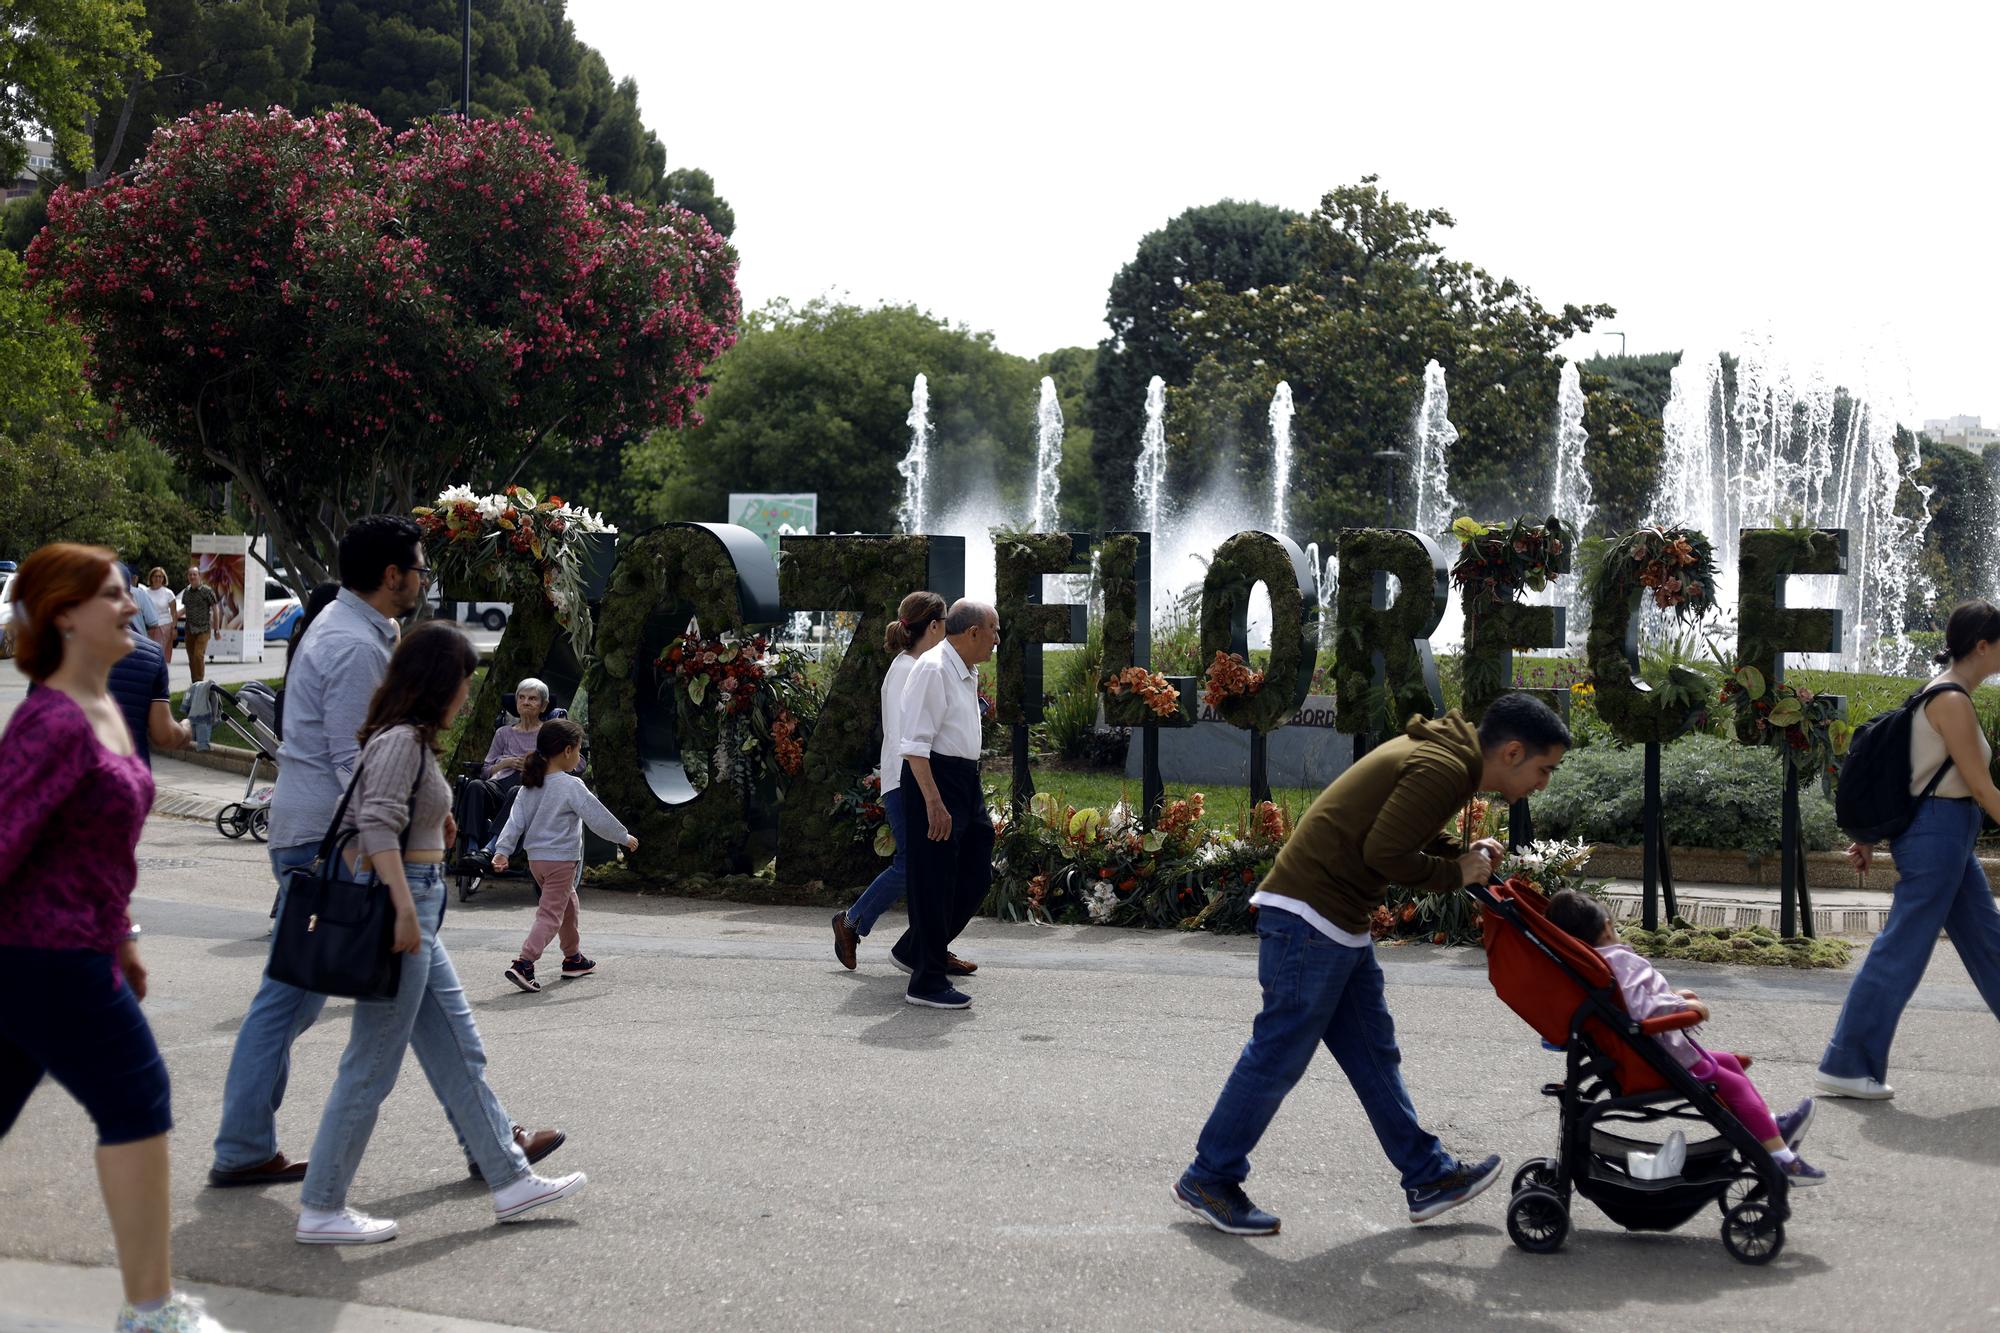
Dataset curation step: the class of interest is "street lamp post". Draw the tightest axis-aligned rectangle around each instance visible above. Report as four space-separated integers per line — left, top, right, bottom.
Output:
461 0 472 119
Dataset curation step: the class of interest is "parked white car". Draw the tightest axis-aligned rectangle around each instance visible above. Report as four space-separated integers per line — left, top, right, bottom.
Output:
426 590 511 631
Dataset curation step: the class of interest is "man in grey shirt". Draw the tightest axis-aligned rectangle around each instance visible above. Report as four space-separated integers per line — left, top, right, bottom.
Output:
208 516 425 1184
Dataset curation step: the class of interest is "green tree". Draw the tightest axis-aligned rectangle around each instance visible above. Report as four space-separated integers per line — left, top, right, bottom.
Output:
85 0 317 185
0 0 155 180
664 166 735 238
1087 199 1306 528
1579 370 1664 534
1166 177 1615 548
617 300 1042 534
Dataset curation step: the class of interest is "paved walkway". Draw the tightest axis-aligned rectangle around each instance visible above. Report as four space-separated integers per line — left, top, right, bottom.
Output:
4 814 1999 1330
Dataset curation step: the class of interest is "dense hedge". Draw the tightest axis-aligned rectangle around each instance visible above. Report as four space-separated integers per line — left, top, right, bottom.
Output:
1199 530 1317 732
777 534 940 890
584 524 779 877
1333 528 1447 734
994 531 1090 726
1529 733 1840 853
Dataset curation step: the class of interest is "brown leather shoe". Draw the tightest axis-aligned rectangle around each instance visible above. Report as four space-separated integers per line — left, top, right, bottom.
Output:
945 952 977 976
207 1152 308 1187
469 1124 567 1180
831 911 860 970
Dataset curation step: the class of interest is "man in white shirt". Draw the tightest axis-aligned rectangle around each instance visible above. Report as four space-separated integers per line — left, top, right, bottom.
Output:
892 600 1001 1009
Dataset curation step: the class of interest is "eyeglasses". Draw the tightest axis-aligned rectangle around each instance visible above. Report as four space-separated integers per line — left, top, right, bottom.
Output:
397 562 434 585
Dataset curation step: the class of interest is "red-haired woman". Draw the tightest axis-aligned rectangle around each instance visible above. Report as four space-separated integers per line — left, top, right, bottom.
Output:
0 544 235 1332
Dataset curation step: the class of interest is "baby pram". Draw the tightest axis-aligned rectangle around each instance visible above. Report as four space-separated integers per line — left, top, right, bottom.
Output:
196 680 282 843
1470 877 1793 1265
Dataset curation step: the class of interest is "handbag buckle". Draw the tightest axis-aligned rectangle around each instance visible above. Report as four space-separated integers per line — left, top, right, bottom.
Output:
307 913 317 933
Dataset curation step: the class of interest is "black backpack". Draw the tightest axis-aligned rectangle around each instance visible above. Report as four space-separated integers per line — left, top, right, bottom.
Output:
1834 682 1968 842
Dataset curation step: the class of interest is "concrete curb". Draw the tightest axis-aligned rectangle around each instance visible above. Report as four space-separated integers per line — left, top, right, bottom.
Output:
1600 888 1888 937
0 1258 542 1332
151 785 232 824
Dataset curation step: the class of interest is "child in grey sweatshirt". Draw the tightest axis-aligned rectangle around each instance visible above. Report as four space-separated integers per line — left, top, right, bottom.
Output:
492 720 637 992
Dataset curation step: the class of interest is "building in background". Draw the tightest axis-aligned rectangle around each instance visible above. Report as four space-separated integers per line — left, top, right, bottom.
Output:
1923 416 2000 448
4 140 56 201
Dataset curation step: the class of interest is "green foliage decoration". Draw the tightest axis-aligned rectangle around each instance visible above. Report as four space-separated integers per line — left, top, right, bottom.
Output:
994 530 1090 726
776 533 938 890
1621 919 1852 969
1452 515 1571 721
1584 526 1719 744
583 525 776 878
1333 528 1447 734
1198 531 1317 732
1096 533 1196 727
1734 526 1846 693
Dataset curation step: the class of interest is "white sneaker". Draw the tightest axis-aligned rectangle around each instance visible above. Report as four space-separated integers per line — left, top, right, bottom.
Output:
115 1291 241 1331
1814 1071 1895 1100
493 1169 587 1222
295 1206 398 1244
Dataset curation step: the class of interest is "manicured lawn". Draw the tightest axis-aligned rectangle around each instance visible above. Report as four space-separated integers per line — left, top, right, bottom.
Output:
1003 767 1321 824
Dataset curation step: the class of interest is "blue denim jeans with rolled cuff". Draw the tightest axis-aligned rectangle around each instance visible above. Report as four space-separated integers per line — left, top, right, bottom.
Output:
211 841 327 1173
843 787 908 936
300 863 528 1210
1185 906 1456 1194
1820 797 2000 1083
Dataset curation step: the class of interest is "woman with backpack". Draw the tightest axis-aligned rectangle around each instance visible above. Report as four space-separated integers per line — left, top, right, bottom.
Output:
1819 600 2000 1099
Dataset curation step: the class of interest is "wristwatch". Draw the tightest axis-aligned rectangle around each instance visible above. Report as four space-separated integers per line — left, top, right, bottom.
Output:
124 923 142 942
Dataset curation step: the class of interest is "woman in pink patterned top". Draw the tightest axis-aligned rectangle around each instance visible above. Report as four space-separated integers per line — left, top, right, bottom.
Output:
0 545 235 1333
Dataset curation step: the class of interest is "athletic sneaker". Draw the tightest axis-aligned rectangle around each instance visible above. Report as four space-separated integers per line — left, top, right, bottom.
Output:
1781 1153 1828 1186
295 1207 398 1245
1814 1071 1894 1100
1775 1097 1815 1149
493 1170 588 1222
561 953 596 978
505 959 539 993
905 986 972 1009
116 1293 241 1332
1407 1153 1503 1223
1173 1174 1280 1236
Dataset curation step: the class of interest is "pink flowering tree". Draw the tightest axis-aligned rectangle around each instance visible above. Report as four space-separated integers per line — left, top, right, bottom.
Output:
25 105 739 588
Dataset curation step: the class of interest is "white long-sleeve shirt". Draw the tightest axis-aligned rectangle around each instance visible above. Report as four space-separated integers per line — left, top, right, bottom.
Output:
877 652 919 795
493 771 631 864
898 639 982 763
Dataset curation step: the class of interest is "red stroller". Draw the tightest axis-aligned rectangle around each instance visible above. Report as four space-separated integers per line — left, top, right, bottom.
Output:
1469 877 1793 1264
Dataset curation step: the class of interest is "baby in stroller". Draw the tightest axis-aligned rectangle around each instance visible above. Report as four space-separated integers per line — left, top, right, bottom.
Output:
1544 890 1825 1185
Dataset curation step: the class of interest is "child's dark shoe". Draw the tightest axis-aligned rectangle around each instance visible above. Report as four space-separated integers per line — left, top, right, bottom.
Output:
1781 1153 1826 1186
505 960 539 993
561 953 596 979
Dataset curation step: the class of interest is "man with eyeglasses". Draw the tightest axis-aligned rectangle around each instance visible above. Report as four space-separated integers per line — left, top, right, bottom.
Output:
210 516 567 1187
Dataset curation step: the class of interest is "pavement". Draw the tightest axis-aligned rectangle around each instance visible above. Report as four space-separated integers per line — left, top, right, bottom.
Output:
4 811 2000 1330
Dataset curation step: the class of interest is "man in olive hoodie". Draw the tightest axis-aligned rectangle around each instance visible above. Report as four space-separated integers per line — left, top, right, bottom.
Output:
1175 693 1570 1235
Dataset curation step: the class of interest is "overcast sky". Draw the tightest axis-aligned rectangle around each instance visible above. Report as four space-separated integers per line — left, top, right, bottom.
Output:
569 0 1997 426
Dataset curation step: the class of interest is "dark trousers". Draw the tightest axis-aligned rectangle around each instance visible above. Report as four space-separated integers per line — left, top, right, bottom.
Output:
455 774 521 855
894 755 993 997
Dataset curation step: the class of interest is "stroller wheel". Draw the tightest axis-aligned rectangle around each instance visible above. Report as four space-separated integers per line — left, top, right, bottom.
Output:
1719 1173 1766 1216
1721 1200 1784 1265
215 803 250 839
1506 1186 1569 1254
1512 1157 1561 1197
249 807 269 842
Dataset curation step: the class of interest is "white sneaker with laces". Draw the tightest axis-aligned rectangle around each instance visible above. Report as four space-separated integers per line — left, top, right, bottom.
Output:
295 1206 398 1244
1814 1071 1894 1100
115 1291 241 1332
493 1169 588 1222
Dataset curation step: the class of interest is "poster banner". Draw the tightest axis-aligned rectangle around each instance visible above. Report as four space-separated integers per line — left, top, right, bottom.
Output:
191 534 261 662
728 493 817 556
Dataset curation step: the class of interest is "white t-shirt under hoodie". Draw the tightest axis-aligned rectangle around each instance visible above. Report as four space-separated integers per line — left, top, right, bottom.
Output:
877 652 918 795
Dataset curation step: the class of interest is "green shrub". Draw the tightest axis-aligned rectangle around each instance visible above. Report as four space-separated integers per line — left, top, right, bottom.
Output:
1528 733 1839 853
1040 669 1103 761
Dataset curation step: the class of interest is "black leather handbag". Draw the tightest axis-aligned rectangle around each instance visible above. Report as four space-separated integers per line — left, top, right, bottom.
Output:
266 762 421 1001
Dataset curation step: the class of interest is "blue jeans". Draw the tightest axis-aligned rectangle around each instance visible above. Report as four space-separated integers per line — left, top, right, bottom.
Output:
1186 908 1455 1193
1821 798 2000 1082
211 842 327 1172
301 865 527 1209
843 787 908 936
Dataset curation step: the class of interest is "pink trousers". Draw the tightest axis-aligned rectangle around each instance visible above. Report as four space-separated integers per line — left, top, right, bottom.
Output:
519 860 581 964
1688 1049 1779 1142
